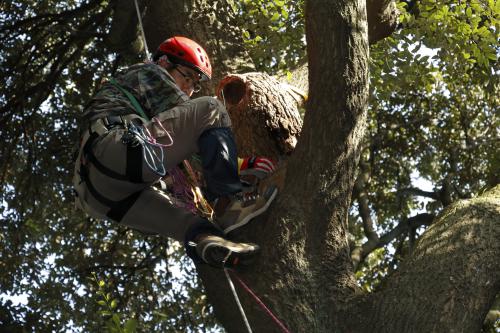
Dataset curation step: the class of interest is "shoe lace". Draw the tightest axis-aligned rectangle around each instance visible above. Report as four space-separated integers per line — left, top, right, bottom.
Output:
237 190 259 205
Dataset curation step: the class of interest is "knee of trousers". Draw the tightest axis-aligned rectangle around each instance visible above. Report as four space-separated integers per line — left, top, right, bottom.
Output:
193 96 232 129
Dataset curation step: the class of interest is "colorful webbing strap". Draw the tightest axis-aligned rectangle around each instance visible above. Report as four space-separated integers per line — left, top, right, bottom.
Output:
182 160 214 220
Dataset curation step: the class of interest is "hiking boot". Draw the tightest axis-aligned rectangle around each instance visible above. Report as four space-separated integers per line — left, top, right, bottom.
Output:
215 185 278 235
195 235 260 268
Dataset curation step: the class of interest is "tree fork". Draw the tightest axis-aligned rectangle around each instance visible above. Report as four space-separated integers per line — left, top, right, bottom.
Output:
198 0 371 331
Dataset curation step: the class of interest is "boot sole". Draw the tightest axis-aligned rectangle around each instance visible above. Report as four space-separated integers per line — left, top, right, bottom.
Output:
200 240 260 268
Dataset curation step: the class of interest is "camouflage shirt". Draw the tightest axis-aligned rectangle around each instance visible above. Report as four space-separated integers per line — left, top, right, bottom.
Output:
82 62 189 123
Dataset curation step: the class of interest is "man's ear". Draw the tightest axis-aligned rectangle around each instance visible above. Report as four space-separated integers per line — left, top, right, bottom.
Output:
157 55 174 69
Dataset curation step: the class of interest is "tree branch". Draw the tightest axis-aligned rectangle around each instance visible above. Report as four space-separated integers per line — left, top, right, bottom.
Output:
399 187 439 200
352 213 435 269
366 0 399 44
353 162 379 241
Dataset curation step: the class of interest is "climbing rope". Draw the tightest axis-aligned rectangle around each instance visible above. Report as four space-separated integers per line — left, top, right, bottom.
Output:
224 268 253 333
225 269 293 333
133 0 151 61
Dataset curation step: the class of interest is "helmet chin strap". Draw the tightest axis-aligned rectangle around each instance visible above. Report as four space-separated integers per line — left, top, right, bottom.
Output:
134 0 151 61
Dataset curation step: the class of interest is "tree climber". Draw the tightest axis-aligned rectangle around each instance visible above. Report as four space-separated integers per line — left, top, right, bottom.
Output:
73 36 278 268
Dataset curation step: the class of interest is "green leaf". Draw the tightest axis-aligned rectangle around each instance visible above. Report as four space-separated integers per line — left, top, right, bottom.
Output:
98 300 106 306
124 319 138 333
485 52 497 61
112 314 121 327
466 7 472 17
110 299 118 309
282 8 289 20
271 12 280 21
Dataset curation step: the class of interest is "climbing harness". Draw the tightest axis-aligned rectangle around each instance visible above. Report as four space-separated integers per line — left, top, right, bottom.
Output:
224 268 292 333
76 75 173 218
108 77 213 218
133 0 151 61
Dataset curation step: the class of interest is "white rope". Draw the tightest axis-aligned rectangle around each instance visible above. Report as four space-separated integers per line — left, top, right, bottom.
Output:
224 268 253 333
133 0 151 61
221 88 227 106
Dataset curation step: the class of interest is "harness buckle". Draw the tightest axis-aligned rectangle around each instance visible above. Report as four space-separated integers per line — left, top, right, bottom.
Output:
103 115 125 130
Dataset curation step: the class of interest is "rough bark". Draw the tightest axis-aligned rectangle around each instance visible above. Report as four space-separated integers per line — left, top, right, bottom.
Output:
278 0 399 95
344 185 500 332
106 0 143 58
144 0 255 83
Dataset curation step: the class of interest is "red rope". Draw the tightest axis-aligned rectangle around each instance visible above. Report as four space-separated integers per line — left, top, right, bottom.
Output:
229 270 292 333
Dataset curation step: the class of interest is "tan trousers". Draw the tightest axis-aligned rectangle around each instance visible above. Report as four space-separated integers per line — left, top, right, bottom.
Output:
73 97 231 242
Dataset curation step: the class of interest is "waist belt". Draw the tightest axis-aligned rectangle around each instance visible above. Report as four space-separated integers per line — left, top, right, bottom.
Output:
88 114 143 137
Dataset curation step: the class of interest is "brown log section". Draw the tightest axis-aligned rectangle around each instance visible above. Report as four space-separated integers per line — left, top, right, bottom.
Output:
216 73 303 160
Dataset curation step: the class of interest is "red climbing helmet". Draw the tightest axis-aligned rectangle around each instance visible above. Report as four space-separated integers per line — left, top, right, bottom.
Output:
154 36 212 81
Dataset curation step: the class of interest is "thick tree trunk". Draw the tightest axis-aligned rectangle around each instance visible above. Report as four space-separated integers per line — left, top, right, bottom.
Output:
278 0 399 94
191 1 499 332
344 185 500 332
198 1 370 332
